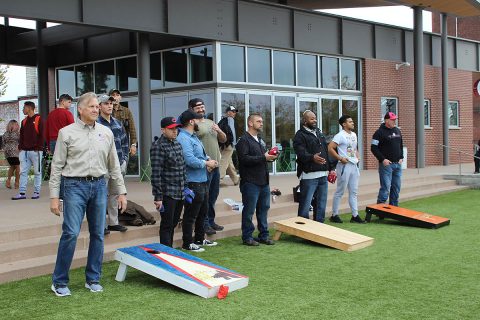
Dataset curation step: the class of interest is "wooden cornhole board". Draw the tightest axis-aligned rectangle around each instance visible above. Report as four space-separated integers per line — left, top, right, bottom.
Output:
365 204 450 229
114 243 249 298
273 217 374 252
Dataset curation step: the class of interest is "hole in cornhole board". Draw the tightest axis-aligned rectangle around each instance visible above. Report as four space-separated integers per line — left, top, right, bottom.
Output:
383 206 391 209
295 221 306 225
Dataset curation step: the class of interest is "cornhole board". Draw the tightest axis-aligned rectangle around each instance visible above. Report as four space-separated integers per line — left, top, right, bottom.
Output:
365 204 450 229
114 243 249 298
273 217 374 252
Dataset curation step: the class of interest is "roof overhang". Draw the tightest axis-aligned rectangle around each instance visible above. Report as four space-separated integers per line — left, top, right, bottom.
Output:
273 0 480 16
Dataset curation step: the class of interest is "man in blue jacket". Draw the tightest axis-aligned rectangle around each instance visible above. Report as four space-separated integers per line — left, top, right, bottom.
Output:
176 110 219 252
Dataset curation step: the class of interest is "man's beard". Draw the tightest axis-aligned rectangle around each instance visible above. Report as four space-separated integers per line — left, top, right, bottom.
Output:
306 122 317 130
194 123 199 132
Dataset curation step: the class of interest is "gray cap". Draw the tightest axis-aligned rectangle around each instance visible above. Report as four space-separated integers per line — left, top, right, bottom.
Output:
98 94 115 104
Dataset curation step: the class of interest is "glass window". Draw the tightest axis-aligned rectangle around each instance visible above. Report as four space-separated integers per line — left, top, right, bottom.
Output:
298 100 318 126
275 96 296 172
94 60 115 94
297 54 318 87
247 48 271 84
190 45 213 83
321 57 339 89
381 97 398 124
321 98 340 142
164 49 187 87
273 51 294 86
164 94 188 119
342 99 359 134
448 101 459 127
221 92 246 136
57 67 75 98
341 59 358 90
150 52 162 90
151 95 163 141
75 64 93 96
116 57 138 92
189 91 214 117
249 94 272 172
121 99 140 176
221 45 245 82
424 99 431 127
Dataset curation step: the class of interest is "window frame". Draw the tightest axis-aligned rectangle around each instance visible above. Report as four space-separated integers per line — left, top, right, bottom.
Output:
448 100 460 128
424 99 431 128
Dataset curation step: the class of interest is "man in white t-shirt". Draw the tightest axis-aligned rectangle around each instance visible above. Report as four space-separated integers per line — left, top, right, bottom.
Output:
328 115 365 224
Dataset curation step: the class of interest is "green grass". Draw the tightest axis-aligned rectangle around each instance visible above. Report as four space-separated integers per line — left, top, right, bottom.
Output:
1 190 480 320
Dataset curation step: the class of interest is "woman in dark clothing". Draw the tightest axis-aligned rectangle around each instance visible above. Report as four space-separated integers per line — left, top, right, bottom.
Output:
2 120 20 188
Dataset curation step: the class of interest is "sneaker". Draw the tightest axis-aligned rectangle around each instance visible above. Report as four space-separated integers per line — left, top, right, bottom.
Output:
107 225 128 232
211 223 224 231
31 192 40 199
204 226 216 235
51 284 71 297
11 193 26 200
350 215 366 224
329 215 343 223
104 228 110 235
255 238 275 245
183 243 205 252
243 239 259 246
195 239 218 247
85 282 103 293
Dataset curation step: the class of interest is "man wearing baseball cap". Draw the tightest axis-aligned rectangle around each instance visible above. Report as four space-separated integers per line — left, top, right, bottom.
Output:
97 94 129 233
218 106 240 186
371 112 404 207
150 117 186 247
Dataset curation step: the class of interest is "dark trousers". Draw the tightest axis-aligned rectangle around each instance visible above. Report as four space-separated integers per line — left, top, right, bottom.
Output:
182 182 208 247
475 153 480 173
159 196 183 247
240 182 270 241
205 167 220 227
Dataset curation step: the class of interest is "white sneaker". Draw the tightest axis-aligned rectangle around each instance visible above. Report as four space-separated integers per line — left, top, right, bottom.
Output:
85 282 103 293
195 239 218 247
183 243 205 252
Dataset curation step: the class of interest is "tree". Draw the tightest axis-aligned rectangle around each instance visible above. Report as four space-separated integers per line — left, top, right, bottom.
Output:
0 65 8 97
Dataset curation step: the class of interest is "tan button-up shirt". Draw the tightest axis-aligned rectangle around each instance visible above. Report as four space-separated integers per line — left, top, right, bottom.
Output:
49 119 127 198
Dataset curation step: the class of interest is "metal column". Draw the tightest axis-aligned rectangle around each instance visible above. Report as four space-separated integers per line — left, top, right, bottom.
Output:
36 21 49 120
413 7 425 168
136 33 152 179
441 13 449 165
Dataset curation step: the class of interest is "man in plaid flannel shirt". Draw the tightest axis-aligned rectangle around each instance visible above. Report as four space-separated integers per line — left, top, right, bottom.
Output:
150 117 186 247
97 94 129 233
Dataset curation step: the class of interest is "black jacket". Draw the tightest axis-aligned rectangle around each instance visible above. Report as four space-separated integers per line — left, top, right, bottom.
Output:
236 132 269 186
218 117 235 149
371 123 404 163
293 127 334 178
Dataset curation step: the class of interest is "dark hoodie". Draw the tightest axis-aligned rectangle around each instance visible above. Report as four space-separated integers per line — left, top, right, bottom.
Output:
371 123 404 163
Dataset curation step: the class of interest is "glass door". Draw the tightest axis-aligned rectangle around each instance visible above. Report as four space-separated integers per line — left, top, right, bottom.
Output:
248 92 273 172
320 97 340 142
121 97 140 176
297 97 319 131
274 94 296 173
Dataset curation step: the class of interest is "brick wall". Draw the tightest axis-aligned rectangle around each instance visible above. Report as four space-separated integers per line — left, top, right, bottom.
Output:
472 73 480 144
432 13 480 42
362 59 473 169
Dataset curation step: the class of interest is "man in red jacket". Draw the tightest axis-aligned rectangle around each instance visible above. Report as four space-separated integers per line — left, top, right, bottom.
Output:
12 101 44 200
45 94 74 153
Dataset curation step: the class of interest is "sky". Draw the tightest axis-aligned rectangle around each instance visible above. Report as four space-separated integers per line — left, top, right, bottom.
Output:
0 6 432 102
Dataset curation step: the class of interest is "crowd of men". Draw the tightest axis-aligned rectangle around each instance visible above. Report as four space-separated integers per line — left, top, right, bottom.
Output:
8 89 404 296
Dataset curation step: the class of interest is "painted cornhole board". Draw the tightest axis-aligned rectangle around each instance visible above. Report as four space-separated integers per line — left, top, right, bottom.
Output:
114 243 249 298
365 204 450 229
273 217 374 252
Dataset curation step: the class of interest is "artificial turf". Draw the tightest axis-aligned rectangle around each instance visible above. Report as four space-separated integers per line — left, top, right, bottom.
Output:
1 189 479 320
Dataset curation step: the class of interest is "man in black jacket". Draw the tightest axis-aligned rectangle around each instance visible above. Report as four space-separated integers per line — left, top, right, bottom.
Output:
236 113 278 246
218 106 240 185
293 110 336 223
371 112 404 206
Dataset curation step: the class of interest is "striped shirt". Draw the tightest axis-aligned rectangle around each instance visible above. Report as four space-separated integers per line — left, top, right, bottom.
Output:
97 115 129 166
150 135 186 201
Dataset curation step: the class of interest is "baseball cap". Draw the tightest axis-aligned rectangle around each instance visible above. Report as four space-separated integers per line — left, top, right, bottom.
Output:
109 89 121 95
179 109 203 125
188 98 205 109
384 112 398 120
161 117 181 129
97 94 115 104
226 106 238 113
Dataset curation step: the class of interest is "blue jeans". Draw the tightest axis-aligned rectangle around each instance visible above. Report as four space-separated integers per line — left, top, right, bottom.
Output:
297 176 328 223
240 182 270 241
52 177 107 286
205 167 220 228
18 150 42 194
377 163 402 206
49 141 57 154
